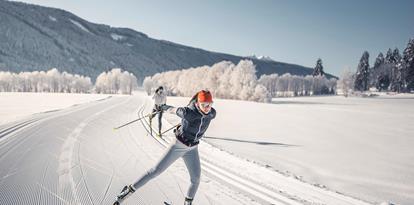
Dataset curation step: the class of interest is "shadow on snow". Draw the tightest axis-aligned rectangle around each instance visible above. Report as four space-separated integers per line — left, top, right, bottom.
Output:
204 136 298 147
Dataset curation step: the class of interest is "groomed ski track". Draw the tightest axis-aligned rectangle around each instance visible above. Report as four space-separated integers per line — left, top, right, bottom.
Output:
0 92 373 205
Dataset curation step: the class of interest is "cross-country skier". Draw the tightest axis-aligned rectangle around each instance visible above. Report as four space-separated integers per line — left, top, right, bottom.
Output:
114 90 216 205
149 86 167 137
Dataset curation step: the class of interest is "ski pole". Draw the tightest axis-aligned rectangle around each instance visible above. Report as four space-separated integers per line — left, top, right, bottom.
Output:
113 111 160 130
160 123 180 135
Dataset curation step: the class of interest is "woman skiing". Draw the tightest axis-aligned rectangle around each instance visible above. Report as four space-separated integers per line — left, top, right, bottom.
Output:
150 86 167 137
114 90 216 205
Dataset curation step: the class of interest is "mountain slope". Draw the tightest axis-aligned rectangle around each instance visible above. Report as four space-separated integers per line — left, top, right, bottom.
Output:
0 1 335 81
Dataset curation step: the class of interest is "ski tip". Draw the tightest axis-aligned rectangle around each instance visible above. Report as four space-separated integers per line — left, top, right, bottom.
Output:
113 128 117 131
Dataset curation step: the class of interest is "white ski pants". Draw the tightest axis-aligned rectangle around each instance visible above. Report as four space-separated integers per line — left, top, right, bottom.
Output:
132 138 201 199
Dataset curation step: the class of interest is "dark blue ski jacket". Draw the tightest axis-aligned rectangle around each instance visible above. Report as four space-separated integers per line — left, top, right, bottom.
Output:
174 102 216 146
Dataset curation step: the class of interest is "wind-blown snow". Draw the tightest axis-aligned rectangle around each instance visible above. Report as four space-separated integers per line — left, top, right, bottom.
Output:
111 33 125 41
248 55 275 62
69 19 92 34
48 15 57 22
0 92 112 125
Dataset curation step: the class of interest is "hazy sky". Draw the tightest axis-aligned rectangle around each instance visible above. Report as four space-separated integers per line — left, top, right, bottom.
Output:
13 0 414 75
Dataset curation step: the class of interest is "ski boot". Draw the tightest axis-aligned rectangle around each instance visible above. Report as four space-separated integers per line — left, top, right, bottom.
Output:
184 197 193 205
113 185 135 205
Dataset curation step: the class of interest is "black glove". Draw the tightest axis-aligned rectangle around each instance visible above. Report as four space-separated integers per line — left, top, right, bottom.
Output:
161 104 173 111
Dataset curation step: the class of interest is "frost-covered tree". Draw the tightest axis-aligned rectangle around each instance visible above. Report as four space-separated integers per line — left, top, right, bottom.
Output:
371 48 398 91
389 48 403 92
303 75 313 95
338 68 354 97
393 48 402 62
143 60 271 102
312 58 325 76
403 38 414 91
370 52 385 89
276 73 290 96
385 48 394 64
0 68 92 93
0 72 13 92
375 64 393 91
47 68 60 92
374 52 385 68
142 76 154 95
312 75 330 95
143 59 336 102
258 74 279 97
258 73 335 97
95 68 137 94
354 51 370 91
229 60 258 100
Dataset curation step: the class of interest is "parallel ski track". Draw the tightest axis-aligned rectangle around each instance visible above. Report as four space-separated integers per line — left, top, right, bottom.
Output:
67 97 133 205
0 96 127 205
0 118 40 139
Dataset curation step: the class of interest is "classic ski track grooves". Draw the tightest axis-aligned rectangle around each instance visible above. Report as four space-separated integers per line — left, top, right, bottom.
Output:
0 95 377 205
0 95 115 146
57 97 132 205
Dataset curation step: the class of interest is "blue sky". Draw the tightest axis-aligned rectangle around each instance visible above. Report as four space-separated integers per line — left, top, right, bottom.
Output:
15 0 414 75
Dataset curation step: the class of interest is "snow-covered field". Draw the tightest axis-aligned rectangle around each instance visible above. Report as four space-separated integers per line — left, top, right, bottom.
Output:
0 91 412 205
164 94 414 205
0 92 113 125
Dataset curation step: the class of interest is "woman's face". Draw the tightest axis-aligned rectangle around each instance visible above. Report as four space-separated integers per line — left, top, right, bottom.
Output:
197 101 213 114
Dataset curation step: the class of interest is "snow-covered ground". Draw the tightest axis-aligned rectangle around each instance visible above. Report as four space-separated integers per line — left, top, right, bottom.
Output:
0 92 113 125
164 94 414 205
1 91 412 204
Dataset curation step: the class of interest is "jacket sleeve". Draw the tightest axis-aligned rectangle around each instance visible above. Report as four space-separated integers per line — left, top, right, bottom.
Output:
211 108 217 119
175 107 187 119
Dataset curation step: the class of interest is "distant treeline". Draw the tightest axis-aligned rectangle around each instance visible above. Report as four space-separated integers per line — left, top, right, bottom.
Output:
338 38 414 95
143 60 336 103
0 68 137 94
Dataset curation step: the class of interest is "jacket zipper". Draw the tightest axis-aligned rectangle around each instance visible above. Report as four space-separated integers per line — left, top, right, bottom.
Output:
195 115 205 140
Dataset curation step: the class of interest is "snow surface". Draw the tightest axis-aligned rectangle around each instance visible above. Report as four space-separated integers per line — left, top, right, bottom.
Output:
0 92 112 125
48 15 57 22
163 94 414 205
248 55 275 62
0 91 411 204
69 19 92 34
111 33 125 41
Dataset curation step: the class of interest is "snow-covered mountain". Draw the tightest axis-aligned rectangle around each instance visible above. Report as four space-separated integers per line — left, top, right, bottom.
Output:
0 1 336 81
247 55 275 62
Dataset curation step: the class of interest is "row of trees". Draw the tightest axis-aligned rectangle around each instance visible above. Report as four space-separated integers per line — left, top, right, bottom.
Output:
143 60 271 102
259 73 336 97
353 38 414 92
143 60 336 102
0 68 92 93
0 68 137 94
95 68 138 94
